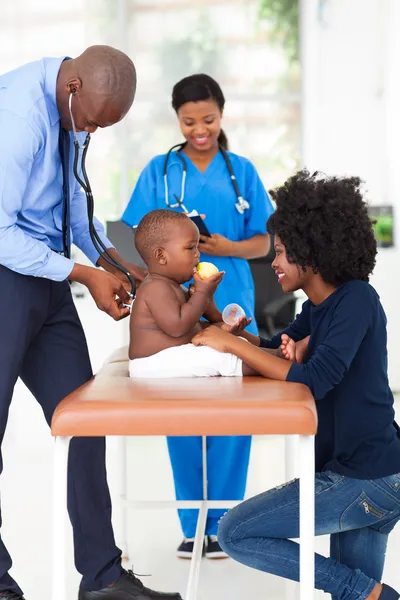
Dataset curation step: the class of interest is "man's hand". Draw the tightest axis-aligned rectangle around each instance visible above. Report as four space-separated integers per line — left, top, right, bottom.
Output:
114 261 147 289
97 248 148 292
69 264 131 321
192 267 224 298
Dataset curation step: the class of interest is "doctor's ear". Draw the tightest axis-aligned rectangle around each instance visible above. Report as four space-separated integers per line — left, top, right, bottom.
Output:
154 247 167 265
66 78 82 96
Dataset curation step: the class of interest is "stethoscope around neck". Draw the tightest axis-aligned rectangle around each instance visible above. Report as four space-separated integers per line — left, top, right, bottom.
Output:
68 92 136 298
163 142 250 215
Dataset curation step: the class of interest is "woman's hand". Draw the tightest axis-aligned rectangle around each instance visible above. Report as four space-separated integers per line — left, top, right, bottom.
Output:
199 233 234 257
192 325 234 353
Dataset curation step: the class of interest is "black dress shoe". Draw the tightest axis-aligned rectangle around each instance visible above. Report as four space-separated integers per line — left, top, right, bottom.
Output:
78 569 182 600
0 592 25 600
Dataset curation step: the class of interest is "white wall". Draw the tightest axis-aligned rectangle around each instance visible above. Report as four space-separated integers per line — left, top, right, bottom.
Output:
303 0 400 389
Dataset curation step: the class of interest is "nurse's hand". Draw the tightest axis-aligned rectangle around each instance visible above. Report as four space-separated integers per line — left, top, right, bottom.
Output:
199 233 234 257
192 325 233 354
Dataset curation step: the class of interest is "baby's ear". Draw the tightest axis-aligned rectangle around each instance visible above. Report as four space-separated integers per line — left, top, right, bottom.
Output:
154 247 167 265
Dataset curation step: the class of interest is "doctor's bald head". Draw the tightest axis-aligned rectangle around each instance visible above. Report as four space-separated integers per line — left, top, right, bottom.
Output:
56 45 136 132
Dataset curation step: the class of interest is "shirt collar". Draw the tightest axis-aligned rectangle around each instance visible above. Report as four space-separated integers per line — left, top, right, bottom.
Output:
43 56 69 127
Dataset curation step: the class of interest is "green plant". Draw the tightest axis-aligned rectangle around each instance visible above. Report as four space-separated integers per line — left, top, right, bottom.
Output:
260 0 299 62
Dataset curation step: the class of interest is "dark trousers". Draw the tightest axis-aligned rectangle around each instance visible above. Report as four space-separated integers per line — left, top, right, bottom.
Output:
0 266 122 594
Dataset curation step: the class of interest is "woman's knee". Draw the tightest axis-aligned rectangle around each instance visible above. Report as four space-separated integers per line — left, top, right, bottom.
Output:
218 506 241 553
218 499 259 556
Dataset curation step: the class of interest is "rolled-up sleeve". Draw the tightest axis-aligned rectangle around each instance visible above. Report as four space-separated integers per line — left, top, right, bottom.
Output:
0 111 73 280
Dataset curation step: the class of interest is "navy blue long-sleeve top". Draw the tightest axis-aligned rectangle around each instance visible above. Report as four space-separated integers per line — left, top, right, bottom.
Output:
260 280 400 479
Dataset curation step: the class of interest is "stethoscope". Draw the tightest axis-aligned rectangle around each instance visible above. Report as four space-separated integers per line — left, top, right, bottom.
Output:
69 92 136 299
163 142 250 215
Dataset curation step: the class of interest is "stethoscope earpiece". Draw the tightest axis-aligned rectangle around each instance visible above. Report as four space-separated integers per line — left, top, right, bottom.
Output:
68 92 89 151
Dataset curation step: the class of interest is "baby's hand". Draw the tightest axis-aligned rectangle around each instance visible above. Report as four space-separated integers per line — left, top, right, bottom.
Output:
279 334 296 361
192 268 224 298
220 315 252 335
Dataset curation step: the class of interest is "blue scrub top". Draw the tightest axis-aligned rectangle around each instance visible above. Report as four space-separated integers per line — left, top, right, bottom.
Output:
122 149 274 334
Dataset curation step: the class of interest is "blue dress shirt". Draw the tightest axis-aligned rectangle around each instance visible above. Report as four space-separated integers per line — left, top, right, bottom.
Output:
0 57 112 281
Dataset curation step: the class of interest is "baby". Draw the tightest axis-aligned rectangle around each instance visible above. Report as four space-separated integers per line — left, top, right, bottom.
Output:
128 209 264 378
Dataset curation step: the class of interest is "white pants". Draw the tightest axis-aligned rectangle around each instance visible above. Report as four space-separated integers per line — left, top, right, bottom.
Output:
129 343 243 378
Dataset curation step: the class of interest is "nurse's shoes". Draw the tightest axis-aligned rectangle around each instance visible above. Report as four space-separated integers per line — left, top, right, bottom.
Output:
176 538 198 559
176 536 228 559
205 536 228 559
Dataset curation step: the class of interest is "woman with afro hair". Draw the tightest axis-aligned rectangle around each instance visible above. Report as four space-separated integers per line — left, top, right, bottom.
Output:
192 170 400 599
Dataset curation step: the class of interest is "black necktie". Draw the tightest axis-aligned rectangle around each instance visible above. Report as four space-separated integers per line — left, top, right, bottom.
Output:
58 125 71 259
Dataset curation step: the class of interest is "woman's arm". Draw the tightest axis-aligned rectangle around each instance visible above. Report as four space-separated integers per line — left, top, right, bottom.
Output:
199 233 270 260
193 284 376 398
230 233 270 260
192 327 292 379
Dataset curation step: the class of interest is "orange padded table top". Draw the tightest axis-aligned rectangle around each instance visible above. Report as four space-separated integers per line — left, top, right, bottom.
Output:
51 347 317 438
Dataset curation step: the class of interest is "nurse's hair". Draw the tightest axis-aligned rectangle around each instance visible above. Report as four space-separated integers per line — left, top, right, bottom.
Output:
135 209 192 263
172 74 228 150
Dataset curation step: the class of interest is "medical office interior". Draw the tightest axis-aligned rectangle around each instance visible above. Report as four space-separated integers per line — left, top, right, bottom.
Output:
2 0 400 599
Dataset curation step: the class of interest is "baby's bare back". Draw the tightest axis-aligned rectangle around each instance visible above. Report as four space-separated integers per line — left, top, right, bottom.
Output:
129 277 202 360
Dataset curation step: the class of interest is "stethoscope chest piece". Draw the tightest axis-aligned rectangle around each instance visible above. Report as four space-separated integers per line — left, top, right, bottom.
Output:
163 143 250 215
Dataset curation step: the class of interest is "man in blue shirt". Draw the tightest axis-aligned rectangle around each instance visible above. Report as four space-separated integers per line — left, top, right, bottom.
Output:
0 46 181 600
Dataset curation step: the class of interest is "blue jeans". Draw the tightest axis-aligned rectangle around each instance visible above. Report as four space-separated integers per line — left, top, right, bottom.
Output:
218 471 400 600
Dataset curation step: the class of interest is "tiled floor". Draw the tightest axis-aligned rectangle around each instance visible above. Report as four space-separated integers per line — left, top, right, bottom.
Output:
2 294 400 600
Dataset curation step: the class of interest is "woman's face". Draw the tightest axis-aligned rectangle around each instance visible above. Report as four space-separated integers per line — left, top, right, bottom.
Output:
271 235 310 293
177 99 222 153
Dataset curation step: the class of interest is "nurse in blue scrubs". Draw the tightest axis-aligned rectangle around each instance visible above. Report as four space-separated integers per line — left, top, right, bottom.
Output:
122 74 274 559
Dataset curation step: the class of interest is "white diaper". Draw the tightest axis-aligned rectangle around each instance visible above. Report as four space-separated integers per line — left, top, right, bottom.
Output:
129 344 243 379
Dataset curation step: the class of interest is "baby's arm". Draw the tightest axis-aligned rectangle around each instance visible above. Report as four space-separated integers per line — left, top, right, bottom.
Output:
145 270 223 337
144 280 209 337
186 284 222 323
